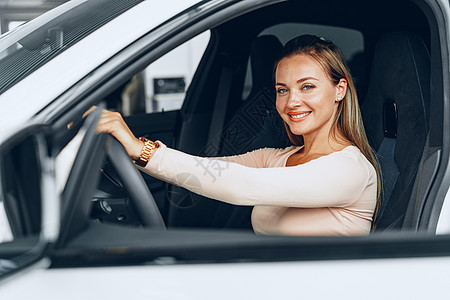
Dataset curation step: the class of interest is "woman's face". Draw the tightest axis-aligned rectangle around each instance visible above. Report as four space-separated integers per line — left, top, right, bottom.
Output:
275 53 347 140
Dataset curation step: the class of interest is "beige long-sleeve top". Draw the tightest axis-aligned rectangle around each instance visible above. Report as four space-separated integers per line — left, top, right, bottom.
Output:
141 142 377 236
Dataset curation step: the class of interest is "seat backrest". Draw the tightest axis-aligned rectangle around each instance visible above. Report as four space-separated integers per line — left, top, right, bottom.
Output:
246 35 284 100
202 34 289 157
361 32 430 230
168 34 290 229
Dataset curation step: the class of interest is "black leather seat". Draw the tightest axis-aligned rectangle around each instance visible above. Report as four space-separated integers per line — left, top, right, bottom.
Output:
361 32 430 231
167 35 290 229
246 35 284 101
211 35 290 158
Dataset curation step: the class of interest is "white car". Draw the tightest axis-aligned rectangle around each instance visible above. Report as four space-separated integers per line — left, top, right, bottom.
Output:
1 0 450 298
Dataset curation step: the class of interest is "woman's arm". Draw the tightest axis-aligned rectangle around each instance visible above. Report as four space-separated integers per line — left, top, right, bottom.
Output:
89 107 271 168
210 148 273 168
141 142 375 208
89 108 374 209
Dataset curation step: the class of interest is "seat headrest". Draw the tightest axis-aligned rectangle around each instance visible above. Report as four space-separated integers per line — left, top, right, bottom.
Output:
362 31 430 148
371 32 430 103
248 35 282 95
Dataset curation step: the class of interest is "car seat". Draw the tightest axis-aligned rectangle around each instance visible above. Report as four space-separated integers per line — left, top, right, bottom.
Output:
167 35 290 229
205 35 290 157
361 31 430 231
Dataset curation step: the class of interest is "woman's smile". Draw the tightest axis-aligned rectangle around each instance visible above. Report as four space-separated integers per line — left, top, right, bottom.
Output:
288 111 312 122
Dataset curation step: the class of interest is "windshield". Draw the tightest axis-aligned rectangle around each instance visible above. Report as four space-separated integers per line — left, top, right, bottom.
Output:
0 0 143 95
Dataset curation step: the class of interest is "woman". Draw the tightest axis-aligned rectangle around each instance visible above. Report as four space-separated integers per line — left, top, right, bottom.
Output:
92 35 380 236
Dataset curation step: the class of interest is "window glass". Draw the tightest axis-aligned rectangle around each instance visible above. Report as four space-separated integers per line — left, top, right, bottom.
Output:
0 0 143 95
242 23 365 99
112 31 210 115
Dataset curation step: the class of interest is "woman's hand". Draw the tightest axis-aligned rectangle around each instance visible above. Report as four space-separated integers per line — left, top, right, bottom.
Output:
83 106 143 161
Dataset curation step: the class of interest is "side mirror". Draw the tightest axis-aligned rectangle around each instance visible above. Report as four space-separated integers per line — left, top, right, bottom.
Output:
0 129 59 278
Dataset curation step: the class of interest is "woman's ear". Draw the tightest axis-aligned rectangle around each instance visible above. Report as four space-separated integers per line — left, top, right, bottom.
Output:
336 78 348 101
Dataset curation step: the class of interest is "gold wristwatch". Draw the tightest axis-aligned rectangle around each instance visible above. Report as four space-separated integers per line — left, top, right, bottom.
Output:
135 137 159 167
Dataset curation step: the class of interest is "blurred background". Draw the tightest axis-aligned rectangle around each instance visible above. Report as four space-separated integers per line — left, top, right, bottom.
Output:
0 0 209 114
0 0 68 33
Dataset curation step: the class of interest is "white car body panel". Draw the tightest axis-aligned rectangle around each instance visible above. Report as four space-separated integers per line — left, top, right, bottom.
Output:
1 257 449 299
0 0 201 144
437 187 450 235
0 202 12 243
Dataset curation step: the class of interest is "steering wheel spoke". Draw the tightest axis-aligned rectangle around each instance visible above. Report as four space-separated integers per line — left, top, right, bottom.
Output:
105 136 166 229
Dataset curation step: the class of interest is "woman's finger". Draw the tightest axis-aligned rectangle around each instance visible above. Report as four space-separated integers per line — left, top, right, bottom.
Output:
95 109 143 160
82 105 98 119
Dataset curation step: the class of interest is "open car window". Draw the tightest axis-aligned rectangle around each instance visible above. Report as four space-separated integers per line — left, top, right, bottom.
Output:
107 31 210 116
51 0 438 237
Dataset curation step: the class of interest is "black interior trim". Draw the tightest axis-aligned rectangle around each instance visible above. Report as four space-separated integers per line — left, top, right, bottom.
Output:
124 110 180 138
50 222 450 268
415 0 449 232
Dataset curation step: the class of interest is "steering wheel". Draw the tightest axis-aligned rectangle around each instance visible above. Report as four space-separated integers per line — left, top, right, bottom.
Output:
105 136 166 229
58 107 165 249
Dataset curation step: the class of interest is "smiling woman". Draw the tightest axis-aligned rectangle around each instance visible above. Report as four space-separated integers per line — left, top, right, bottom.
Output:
274 35 380 192
0 0 449 296
91 34 379 236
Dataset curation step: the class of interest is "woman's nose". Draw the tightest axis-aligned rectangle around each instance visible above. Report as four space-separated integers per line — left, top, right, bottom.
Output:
287 91 303 109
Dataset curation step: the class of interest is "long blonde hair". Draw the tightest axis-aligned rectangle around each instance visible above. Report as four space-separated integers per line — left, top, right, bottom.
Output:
275 35 381 223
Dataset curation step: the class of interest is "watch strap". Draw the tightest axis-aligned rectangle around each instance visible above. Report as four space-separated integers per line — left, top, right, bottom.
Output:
135 137 159 167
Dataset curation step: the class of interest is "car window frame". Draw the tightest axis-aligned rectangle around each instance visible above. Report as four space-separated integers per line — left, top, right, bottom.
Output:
23 0 450 267
419 0 450 233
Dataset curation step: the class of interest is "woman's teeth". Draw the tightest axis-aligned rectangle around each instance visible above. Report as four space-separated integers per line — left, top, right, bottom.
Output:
290 112 311 119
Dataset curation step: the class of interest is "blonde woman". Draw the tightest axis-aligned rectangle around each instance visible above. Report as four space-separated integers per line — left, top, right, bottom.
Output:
91 35 380 236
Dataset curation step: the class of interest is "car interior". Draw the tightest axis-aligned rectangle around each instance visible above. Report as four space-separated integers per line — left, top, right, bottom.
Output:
2 0 446 268
87 0 438 235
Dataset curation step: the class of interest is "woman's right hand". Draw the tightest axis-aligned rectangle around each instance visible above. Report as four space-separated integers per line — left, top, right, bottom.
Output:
83 106 143 161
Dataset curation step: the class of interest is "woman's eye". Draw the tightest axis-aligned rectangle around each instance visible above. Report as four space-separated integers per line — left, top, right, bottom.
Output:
277 88 288 94
302 84 315 90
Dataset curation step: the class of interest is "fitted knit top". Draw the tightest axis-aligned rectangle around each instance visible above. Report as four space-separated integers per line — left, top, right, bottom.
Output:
141 143 377 236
